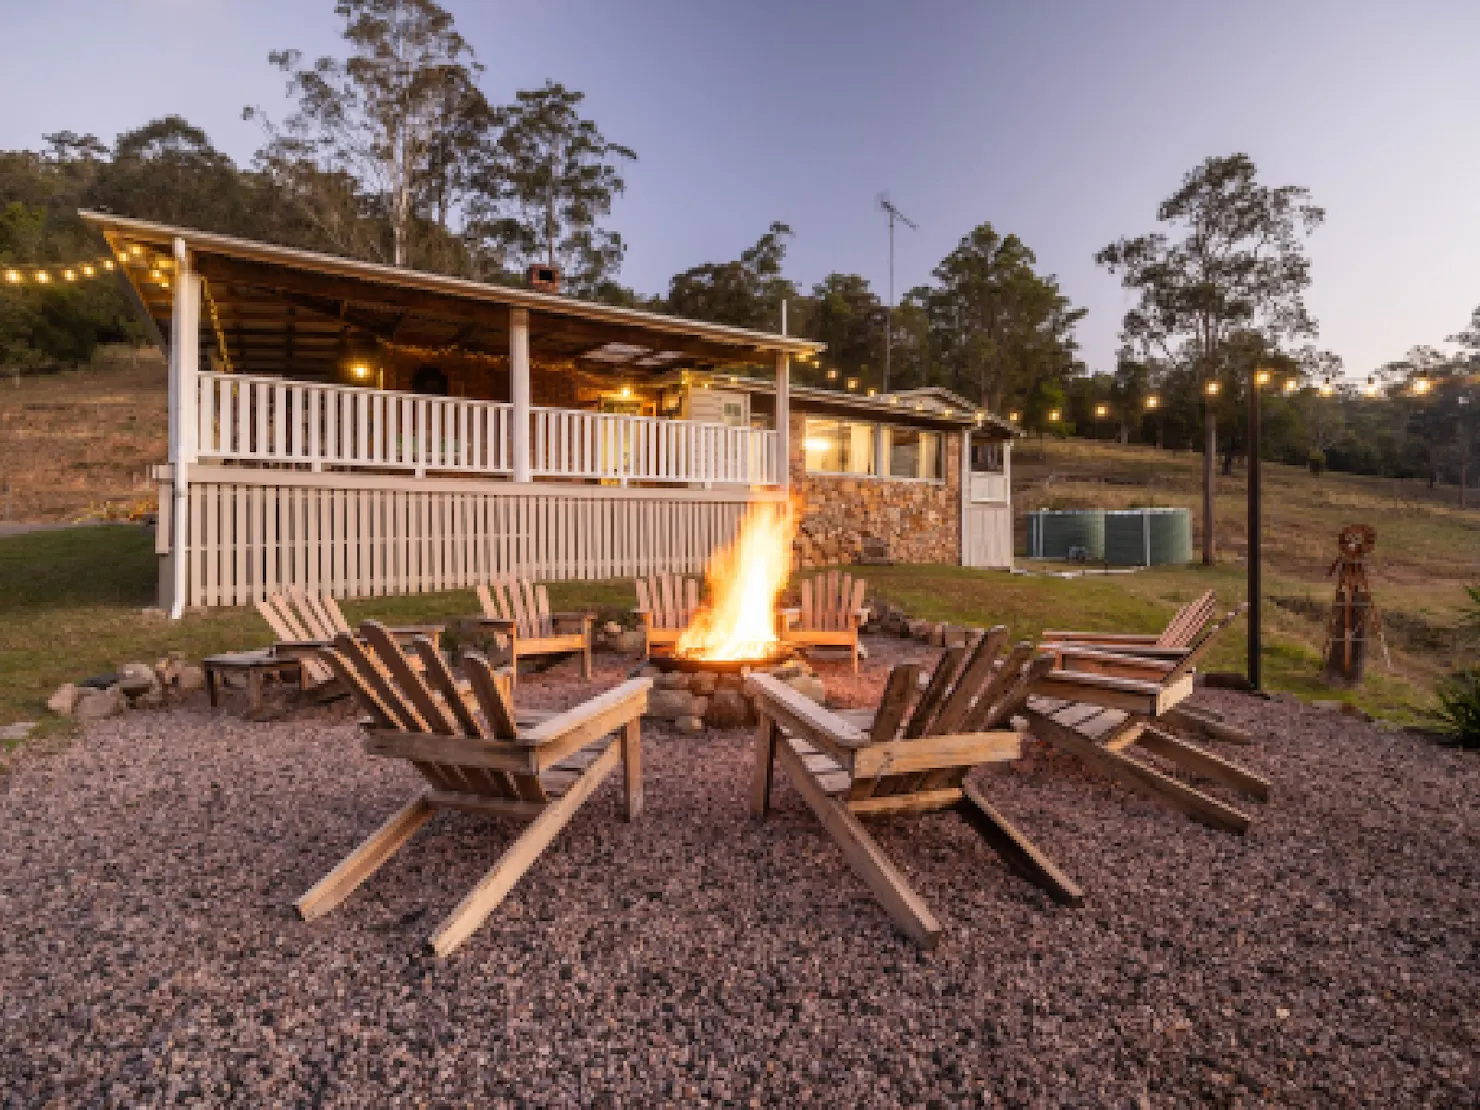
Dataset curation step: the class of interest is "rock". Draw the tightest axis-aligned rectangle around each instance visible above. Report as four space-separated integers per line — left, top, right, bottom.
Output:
771 661 805 681
80 673 120 690
786 675 826 704
673 715 706 734
604 621 623 637
690 671 718 697
647 688 705 720
138 607 167 620
655 671 692 691
116 663 158 697
175 664 206 693
942 625 969 649
47 683 80 716
0 722 37 743
130 687 166 710
74 685 125 722
906 619 932 641
704 688 752 729
930 622 948 647
613 630 647 655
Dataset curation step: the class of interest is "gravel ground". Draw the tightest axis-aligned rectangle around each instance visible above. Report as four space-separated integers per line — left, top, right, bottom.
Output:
2 639 1478 1107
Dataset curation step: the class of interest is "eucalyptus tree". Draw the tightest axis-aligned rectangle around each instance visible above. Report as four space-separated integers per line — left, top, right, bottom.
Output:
665 222 798 332
1097 153 1323 563
920 222 1084 413
248 0 482 267
472 81 636 294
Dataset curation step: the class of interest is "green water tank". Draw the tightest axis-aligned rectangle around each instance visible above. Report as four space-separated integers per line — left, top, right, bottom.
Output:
1026 509 1105 560
1102 508 1193 566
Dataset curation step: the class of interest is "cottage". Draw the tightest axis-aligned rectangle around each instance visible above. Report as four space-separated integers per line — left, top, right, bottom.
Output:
81 212 1016 616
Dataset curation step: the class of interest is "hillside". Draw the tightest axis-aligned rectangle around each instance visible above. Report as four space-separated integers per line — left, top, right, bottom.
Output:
0 349 166 524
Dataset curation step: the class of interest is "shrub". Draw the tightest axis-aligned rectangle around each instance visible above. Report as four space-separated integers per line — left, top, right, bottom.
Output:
1432 670 1480 748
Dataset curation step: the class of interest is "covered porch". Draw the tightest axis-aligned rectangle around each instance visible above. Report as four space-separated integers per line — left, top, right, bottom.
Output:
82 212 820 613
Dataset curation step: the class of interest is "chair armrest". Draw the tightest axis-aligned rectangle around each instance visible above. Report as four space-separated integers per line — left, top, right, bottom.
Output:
469 616 518 633
1048 644 1175 679
1043 641 1188 661
519 678 652 758
744 673 869 750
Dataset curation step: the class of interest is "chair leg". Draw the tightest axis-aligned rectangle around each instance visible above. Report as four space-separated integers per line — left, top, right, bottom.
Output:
956 782 1083 906
426 736 623 957
773 733 942 947
621 718 643 821
582 640 592 679
750 715 778 818
296 792 435 922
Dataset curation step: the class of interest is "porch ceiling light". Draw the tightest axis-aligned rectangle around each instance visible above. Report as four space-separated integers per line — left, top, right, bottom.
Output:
620 384 633 398
34 270 50 283
826 369 839 381
1009 410 1021 422
1283 378 1298 394
3 269 19 284
348 362 373 381
1048 408 1062 422
846 377 859 390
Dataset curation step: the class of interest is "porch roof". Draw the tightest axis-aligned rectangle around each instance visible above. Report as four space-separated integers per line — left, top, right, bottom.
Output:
79 212 825 380
722 376 1020 437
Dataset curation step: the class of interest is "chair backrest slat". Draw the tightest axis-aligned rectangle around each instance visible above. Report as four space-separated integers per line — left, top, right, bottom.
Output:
321 595 353 636
983 652 1054 729
287 588 334 640
870 664 921 742
464 652 519 740
634 576 652 618
826 570 841 629
1164 605 1246 681
256 597 297 642
904 645 967 739
410 638 485 738
960 642 1034 732
850 577 867 625
799 578 814 630
316 645 398 728
1157 590 1215 648
660 574 678 629
361 621 455 735
534 584 553 637
929 626 1009 736
333 632 426 732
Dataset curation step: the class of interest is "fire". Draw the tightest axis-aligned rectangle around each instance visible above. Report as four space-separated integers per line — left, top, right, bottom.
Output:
675 501 796 661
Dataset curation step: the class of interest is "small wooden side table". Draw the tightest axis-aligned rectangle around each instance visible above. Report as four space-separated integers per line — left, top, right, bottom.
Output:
202 650 303 718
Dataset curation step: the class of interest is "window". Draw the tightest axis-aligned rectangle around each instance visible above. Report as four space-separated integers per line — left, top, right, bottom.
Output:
970 439 1003 473
887 427 941 480
804 419 875 475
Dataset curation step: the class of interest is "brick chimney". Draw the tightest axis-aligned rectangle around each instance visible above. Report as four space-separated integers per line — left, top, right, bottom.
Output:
526 263 561 294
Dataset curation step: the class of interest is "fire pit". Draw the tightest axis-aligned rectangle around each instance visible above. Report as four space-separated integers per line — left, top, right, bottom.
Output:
636 502 824 731
649 643 795 675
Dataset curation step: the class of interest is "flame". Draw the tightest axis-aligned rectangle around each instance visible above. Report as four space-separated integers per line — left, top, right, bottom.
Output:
675 501 796 661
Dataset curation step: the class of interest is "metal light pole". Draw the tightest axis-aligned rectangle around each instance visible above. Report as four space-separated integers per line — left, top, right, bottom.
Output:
877 197 916 394
1247 366 1271 690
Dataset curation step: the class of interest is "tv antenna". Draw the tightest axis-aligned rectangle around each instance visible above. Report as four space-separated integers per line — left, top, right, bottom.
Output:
877 194 917 394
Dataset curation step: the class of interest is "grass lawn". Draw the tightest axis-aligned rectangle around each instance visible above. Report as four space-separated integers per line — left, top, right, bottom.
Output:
0 520 1442 747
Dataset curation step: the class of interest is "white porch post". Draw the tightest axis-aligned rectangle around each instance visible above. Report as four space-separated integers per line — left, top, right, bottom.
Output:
774 350 790 490
167 237 200 618
959 427 971 566
510 307 531 483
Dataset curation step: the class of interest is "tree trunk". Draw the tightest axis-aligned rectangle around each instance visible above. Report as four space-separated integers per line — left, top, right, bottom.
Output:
1203 400 1217 565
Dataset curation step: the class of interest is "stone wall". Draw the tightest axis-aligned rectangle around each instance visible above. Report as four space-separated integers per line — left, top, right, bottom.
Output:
788 412 961 567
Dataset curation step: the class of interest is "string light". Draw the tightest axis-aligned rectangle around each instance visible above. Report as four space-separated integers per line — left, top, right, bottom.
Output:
1144 395 1160 410
1048 408 1062 422
1319 379 1334 397
1254 368 1272 387
1204 380 1221 397
1362 376 1379 398
1412 377 1432 396
1008 410 1021 422
1094 403 1109 418
845 377 859 391
825 369 839 381
1283 379 1298 394
0 255 132 286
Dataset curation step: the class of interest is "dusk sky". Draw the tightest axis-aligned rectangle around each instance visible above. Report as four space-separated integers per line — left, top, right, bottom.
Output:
3 0 1478 379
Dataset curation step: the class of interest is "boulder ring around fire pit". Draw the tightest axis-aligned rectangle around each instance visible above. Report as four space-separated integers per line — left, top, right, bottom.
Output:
637 653 823 734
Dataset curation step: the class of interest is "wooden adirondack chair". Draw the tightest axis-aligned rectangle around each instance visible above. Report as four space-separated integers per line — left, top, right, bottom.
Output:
1026 605 1269 835
633 573 701 659
1042 589 1217 661
781 570 869 672
254 588 441 691
472 579 594 682
299 619 650 956
747 627 1081 948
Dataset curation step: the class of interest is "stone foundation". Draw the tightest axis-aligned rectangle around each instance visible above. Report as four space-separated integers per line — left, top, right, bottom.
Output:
788 413 961 567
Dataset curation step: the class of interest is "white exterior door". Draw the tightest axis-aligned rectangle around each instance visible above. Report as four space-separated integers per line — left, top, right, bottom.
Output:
963 504 1014 568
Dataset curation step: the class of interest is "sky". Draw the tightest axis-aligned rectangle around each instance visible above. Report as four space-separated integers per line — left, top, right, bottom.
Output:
3 0 1478 379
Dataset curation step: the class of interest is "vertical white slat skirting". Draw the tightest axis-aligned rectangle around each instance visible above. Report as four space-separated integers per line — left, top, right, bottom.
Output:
167 470 783 607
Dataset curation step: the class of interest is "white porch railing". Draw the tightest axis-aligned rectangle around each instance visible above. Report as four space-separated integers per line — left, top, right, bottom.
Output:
195 372 782 486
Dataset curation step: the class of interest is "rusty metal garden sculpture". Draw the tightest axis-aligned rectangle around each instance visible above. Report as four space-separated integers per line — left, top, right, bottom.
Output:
1323 524 1390 685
